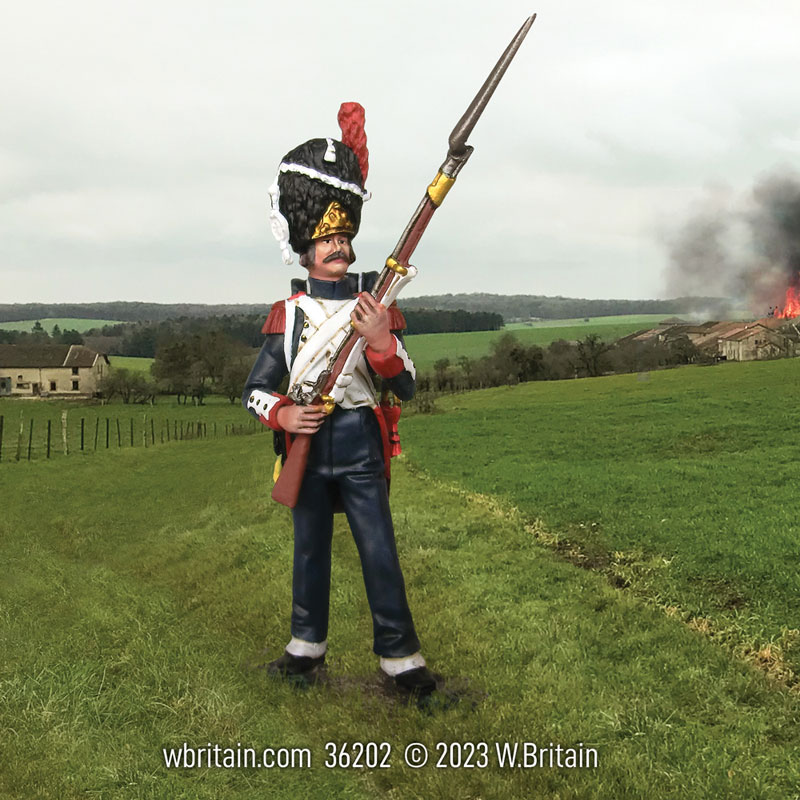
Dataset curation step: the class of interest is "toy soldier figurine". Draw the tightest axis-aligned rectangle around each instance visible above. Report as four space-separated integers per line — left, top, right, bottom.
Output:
243 15 535 698
243 103 437 697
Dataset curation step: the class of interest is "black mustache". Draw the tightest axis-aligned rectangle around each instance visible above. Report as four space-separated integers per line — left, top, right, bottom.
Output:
323 250 350 264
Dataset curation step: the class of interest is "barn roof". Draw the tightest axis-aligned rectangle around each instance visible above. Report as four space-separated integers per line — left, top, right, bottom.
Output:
0 344 103 368
721 324 784 342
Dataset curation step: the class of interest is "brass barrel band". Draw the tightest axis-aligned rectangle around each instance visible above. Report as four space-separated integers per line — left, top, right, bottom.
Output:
426 171 456 206
385 257 408 277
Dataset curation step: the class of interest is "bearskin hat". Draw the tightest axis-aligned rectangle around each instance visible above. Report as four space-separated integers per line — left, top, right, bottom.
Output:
268 103 370 265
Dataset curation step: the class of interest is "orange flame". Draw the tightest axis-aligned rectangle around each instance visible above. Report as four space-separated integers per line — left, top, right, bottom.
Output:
775 285 800 319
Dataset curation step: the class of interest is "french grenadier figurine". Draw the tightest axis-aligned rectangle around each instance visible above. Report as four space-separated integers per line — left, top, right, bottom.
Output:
243 103 437 697
243 15 536 699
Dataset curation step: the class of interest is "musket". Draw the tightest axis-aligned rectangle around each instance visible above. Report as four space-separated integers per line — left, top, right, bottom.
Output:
272 14 537 507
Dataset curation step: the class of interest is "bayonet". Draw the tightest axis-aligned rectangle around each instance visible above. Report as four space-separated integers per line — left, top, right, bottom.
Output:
380 13 536 287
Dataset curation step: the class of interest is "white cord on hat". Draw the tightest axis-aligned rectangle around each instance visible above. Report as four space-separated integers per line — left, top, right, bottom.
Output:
268 179 293 265
278 162 371 201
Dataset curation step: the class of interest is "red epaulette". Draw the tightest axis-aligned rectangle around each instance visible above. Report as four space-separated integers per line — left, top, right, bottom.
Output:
387 302 406 332
261 301 285 334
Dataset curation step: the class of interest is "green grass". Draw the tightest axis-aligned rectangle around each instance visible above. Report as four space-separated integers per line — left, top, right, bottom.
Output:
2 428 800 797
109 356 155 373
406 319 661 373
504 313 684 329
0 317 122 333
402 359 800 680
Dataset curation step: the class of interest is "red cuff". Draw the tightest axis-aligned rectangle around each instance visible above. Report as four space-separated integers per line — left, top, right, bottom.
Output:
365 337 405 379
261 395 293 431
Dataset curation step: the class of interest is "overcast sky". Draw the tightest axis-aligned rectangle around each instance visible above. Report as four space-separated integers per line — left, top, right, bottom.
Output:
2 0 799 305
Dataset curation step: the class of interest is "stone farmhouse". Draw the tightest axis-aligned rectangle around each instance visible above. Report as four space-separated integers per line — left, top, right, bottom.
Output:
618 318 795 362
0 344 109 398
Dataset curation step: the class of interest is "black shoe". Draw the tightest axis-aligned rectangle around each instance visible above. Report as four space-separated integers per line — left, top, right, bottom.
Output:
267 650 325 681
392 666 438 697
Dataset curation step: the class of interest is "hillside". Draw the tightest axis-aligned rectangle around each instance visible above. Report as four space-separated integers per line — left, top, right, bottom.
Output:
0 293 732 325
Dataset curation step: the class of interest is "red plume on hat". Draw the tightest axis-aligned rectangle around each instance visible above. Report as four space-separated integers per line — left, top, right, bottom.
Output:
338 102 368 184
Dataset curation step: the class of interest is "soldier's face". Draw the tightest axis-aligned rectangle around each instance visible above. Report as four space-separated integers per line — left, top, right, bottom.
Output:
307 234 353 281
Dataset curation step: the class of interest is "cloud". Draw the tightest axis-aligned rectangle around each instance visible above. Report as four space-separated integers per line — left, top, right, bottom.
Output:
2 0 799 303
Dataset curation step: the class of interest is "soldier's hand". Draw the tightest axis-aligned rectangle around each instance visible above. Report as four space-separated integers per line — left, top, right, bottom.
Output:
276 404 327 434
351 292 393 352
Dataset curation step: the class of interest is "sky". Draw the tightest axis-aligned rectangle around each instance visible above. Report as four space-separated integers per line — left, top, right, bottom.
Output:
2 0 799 306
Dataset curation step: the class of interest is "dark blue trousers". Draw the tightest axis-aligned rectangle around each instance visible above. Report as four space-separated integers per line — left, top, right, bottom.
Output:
290 406 420 658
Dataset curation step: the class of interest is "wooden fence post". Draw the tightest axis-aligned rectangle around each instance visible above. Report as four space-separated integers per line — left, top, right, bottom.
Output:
27 419 34 461
150 417 155 445
47 419 51 459
81 418 85 451
130 418 134 447
94 417 99 451
16 411 24 461
116 418 121 447
105 418 110 449
142 414 147 448
0 414 4 462
61 410 68 456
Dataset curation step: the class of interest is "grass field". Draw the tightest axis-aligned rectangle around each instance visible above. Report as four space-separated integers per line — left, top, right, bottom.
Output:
2 359 800 797
0 317 122 333
504 313 683 329
108 356 155 373
402 359 800 681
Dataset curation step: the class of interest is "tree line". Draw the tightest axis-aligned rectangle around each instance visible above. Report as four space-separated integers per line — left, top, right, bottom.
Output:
100 329 254 406
400 294 734 321
415 331 715 396
0 302 265 324
403 309 502 334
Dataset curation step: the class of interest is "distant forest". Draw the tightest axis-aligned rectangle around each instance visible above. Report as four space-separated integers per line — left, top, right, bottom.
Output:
0 294 731 325
399 294 734 320
0 302 266 324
